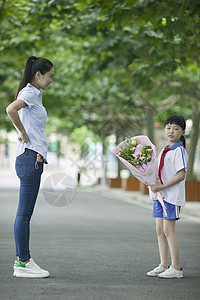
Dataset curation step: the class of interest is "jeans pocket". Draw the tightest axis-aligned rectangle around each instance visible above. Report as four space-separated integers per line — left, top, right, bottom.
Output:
15 159 27 179
34 161 44 176
16 151 26 159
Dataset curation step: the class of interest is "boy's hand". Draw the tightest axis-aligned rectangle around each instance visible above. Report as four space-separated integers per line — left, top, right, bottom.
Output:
150 182 163 192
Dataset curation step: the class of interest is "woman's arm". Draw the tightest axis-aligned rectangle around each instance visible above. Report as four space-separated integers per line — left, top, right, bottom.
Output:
150 169 186 192
6 99 29 143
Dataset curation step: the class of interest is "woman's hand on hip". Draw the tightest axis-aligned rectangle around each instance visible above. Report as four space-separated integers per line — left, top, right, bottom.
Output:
19 131 29 143
6 99 29 143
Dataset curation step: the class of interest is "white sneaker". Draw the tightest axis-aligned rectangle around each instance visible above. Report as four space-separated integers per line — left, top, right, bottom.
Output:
13 258 49 278
146 264 168 277
158 265 183 279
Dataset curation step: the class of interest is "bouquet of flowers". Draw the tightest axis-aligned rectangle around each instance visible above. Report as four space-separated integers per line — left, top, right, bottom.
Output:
114 135 167 217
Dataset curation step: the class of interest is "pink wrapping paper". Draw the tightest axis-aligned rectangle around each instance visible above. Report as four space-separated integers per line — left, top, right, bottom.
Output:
114 135 167 217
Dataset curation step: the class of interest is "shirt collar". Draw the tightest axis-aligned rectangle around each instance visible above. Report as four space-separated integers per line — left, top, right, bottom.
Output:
165 141 183 150
26 83 43 100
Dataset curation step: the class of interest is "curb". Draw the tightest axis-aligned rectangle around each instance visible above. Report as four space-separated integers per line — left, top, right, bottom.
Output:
90 185 200 222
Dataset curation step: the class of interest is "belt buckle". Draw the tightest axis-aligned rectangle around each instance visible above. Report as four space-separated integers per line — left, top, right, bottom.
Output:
37 153 43 162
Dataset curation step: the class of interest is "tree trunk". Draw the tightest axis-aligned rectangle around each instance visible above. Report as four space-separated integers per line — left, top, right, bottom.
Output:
187 101 200 180
115 133 121 178
101 130 107 185
138 92 156 144
145 108 154 143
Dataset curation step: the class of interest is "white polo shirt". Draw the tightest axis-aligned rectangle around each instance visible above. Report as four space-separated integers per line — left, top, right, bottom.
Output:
16 83 48 160
158 141 188 207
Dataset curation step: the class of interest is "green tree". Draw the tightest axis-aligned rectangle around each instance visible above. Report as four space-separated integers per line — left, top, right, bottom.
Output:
1 0 200 178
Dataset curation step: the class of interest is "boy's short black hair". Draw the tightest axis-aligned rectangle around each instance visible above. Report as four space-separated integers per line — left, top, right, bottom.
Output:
165 115 186 131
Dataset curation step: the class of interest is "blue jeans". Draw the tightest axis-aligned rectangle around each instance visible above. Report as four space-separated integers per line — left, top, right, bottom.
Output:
14 148 43 261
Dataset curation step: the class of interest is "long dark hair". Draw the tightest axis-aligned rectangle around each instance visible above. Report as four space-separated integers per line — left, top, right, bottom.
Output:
165 115 186 148
15 56 53 100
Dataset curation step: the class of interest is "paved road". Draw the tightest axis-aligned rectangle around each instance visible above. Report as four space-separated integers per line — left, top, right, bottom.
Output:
0 187 200 300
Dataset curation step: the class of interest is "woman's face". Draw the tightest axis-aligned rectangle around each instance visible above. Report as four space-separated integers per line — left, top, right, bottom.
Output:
34 67 54 90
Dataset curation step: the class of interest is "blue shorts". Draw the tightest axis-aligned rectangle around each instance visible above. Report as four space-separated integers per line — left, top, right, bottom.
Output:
153 200 181 220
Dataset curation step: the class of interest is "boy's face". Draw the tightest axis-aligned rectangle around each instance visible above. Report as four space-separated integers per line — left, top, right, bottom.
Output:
164 123 185 146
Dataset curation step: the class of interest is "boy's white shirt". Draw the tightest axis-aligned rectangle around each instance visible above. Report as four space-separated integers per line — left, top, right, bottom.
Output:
150 144 188 207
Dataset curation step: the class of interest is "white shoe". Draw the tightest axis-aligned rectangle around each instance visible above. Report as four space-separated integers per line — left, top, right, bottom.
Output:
13 258 49 278
146 264 168 277
158 265 183 279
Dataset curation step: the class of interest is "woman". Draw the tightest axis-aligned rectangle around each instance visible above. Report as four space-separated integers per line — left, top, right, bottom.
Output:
6 56 54 278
